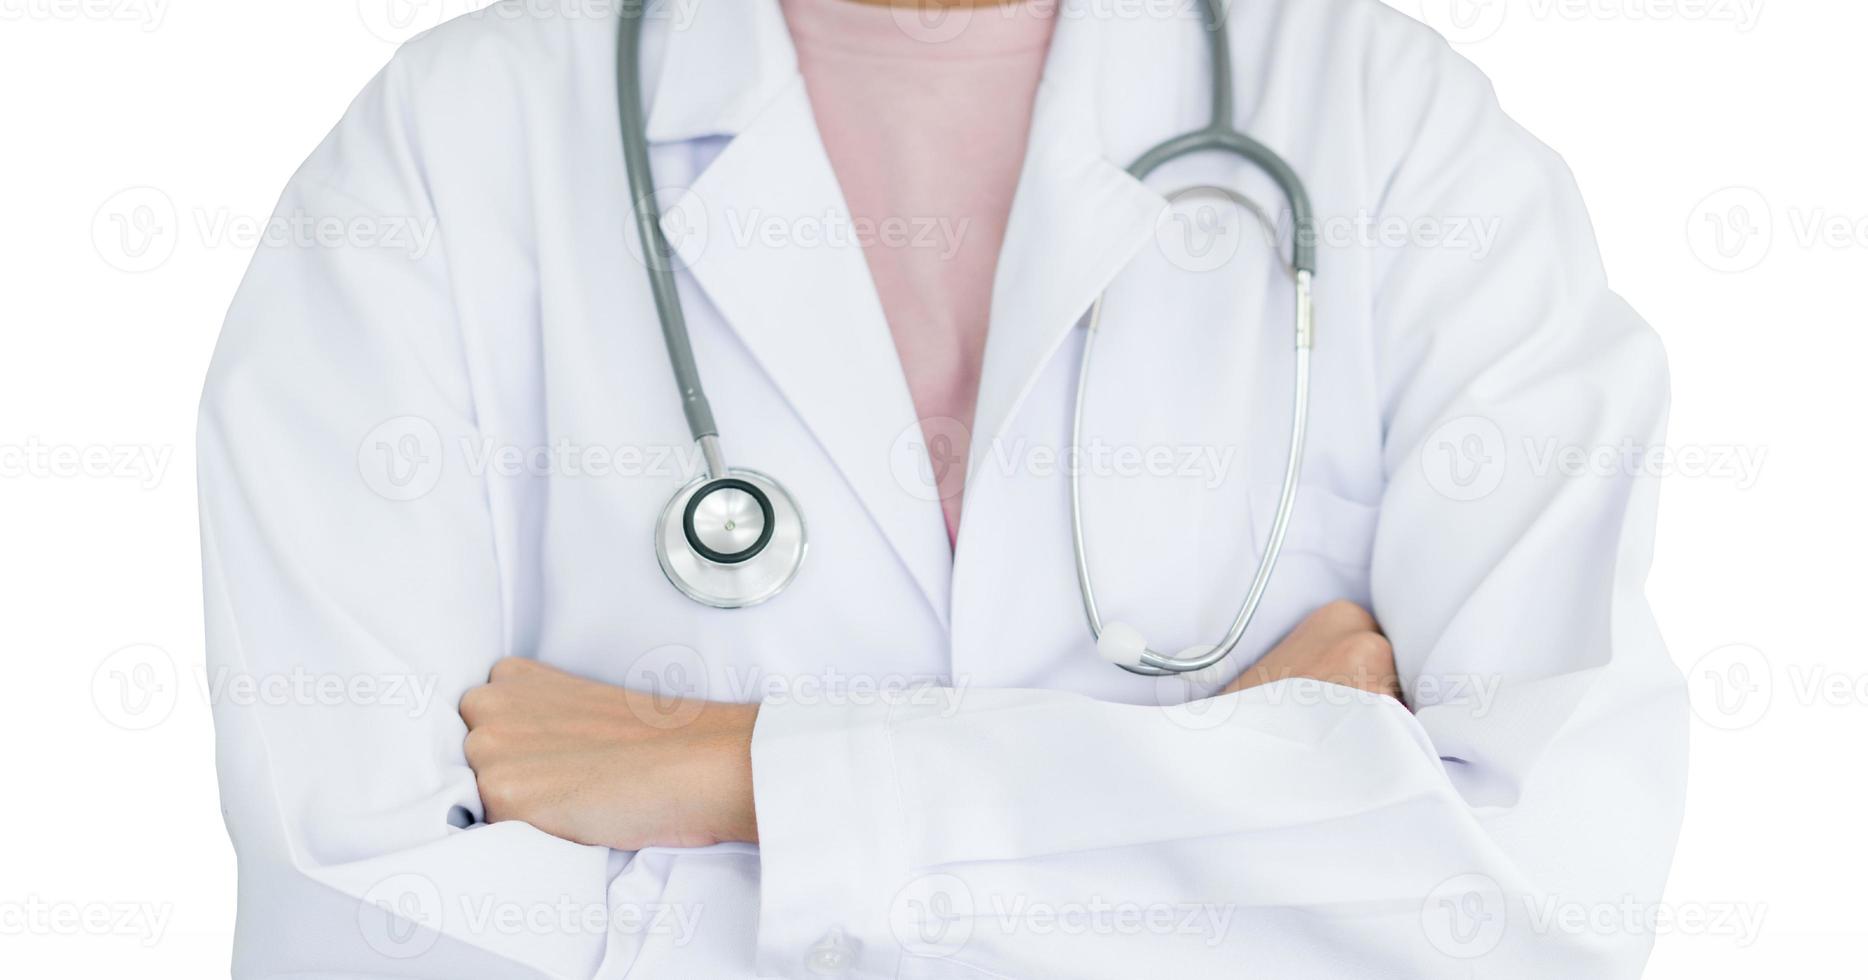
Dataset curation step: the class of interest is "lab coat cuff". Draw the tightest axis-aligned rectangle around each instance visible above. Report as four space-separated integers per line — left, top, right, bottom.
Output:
751 697 907 977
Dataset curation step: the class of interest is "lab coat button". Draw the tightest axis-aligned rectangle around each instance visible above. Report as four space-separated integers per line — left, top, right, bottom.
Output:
805 928 858 975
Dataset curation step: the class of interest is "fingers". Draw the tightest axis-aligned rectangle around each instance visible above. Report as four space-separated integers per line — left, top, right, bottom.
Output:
1325 630 1403 701
1218 600 1403 702
461 658 539 726
462 657 590 728
457 679 505 729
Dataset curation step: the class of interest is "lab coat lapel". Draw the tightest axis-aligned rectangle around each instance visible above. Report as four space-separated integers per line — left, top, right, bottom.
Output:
649 4 954 626
968 3 1170 483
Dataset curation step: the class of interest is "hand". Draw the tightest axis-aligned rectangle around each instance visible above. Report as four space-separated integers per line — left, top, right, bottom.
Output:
460 658 760 850
1220 600 1404 702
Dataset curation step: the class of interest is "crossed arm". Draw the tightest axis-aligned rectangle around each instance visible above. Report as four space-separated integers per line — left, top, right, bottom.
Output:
458 600 1402 852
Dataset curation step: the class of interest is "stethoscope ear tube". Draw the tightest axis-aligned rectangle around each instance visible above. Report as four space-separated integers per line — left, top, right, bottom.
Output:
1071 260 1313 677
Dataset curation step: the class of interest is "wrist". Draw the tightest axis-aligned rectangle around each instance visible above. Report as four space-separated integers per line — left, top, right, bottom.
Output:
704 702 761 844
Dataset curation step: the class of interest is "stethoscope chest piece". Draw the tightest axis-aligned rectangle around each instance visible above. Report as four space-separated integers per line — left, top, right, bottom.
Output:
655 468 807 608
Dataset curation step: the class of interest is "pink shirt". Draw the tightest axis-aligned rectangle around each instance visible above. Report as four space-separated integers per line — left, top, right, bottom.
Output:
781 0 1058 544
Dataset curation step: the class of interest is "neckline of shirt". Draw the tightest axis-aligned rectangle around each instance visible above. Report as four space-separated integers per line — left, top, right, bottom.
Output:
780 0 1060 61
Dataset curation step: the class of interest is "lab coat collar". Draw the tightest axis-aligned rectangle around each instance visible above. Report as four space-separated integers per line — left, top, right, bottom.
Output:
642 0 1169 630
964 0 1171 511
643 0 797 144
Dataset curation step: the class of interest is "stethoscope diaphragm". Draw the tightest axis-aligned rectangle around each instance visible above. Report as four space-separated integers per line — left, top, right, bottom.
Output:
655 468 807 609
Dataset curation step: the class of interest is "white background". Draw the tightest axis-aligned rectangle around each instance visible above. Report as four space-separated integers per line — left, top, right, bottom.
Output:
0 0 1860 976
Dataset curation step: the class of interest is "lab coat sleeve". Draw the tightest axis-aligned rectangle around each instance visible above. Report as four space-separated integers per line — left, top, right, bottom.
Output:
198 54 610 980
747 41 1686 980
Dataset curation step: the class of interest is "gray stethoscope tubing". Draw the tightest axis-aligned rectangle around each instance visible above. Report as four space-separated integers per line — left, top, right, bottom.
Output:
1072 0 1317 676
618 6 711 445
620 5 807 609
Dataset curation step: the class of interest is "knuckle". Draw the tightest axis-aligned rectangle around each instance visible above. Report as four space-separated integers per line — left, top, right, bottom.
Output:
462 726 498 764
476 767 523 819
1324 632 1394 683
488 657 534 683
459 684 500 725
1314 599 1377 633
1339 631 1394 664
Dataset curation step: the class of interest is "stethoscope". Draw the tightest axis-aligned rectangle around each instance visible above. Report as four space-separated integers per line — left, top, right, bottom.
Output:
616 0 1315 675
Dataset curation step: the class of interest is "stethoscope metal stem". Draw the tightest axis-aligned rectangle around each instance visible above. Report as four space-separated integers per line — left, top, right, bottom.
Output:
699 434 727 481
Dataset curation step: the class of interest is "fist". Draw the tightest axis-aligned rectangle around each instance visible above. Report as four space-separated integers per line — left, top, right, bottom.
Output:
1221 600 1403 702
460 657 760 850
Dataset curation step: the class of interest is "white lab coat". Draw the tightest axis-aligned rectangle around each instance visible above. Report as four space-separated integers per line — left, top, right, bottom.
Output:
197 0 1685 977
